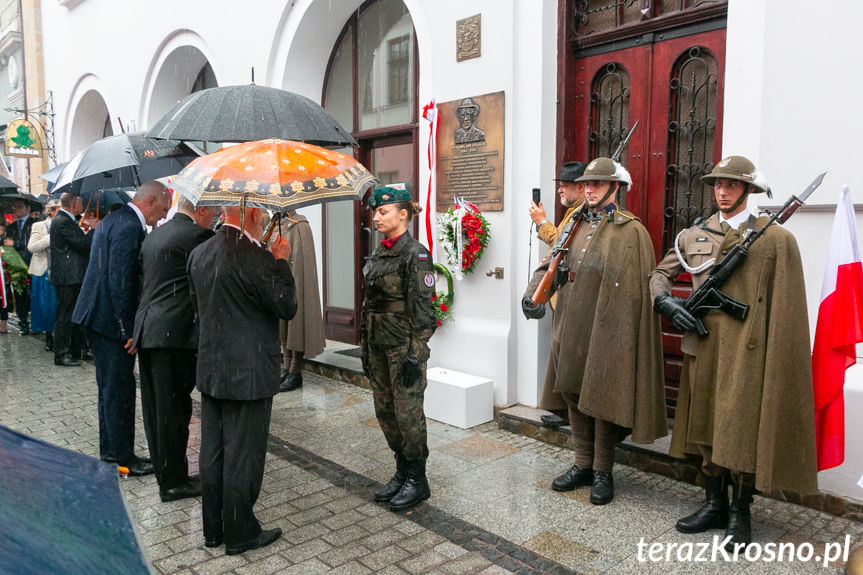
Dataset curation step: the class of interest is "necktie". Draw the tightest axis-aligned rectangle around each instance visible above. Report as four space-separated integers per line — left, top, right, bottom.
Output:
720 221 730 234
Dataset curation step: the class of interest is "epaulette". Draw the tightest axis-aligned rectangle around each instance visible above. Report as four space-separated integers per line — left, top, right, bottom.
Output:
611 209 640 224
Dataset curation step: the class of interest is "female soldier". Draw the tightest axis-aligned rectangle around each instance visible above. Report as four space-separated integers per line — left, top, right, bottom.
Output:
361 186 437 511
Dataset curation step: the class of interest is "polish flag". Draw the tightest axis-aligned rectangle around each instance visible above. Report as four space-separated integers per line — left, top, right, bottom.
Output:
812 185 863 471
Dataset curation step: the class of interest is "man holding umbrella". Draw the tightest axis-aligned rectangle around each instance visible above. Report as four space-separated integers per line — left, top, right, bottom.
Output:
188 204 296 555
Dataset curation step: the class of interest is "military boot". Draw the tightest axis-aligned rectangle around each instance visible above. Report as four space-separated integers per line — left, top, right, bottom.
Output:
676 476 728 533
724 481 753 551
551 464 593 492
389 458 430 511
374 451 407 502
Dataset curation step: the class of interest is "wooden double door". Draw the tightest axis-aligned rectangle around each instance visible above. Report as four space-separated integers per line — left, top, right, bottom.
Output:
559 25 727 415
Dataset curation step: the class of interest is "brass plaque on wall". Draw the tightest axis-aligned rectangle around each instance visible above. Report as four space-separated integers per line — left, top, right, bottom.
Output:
456 14 481 62
436 91 504 212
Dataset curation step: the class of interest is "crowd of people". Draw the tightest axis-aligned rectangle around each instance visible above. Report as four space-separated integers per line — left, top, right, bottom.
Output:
0 157 821 557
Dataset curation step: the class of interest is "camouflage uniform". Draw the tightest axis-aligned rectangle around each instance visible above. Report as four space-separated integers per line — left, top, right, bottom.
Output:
361 232 436 462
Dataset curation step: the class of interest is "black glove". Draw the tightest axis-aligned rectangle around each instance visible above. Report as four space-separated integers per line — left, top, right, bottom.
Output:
654 292 696 333
400 356 421 388
360 341 370 377
521 297 546 319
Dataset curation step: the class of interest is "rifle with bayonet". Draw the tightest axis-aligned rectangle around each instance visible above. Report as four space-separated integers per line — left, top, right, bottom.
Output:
683 171 826 336
526 121 639 308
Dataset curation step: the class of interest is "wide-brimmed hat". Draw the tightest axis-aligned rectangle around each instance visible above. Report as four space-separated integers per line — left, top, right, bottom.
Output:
554 161 588 183
700 155 770 195
575 158 632 186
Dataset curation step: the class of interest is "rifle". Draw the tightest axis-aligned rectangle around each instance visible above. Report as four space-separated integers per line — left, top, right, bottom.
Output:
528 121 639 306
684 171 826 336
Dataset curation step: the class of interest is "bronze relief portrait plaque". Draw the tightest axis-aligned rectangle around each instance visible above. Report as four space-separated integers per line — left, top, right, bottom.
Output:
436 91 505 212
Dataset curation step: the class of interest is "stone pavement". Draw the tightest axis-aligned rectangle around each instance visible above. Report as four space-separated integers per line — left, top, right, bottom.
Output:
1 328 861 574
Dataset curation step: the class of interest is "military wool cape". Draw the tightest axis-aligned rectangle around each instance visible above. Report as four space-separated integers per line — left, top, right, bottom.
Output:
652 215 817 495
543 207 667 444
279 213 325 358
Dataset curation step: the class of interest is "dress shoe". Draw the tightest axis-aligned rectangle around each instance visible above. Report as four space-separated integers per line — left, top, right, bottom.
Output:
54 354 81 367
122 457 155 477
18 323 30 336
279 368 290 386
552 464 593 492
590 471 614 505
81 350 93 361
204 537 223 548
279 373 303 392
161 478 202 502
225 527 282 556
540 413 567 429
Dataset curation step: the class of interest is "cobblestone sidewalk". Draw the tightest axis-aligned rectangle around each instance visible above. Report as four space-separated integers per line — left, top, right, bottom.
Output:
1 330 860 574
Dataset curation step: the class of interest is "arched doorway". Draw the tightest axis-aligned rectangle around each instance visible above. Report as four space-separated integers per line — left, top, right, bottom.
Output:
69 89 112 156
145 45 217 134
321 0 419 343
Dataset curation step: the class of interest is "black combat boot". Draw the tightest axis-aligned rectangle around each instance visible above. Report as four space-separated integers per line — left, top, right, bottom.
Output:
551 464 593 492
389 458 430 511
676 475 728 533
724 481 753 551
589 470 614 505
374 451 407 502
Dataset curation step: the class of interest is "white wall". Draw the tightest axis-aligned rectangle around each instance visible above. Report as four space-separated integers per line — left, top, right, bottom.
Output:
725 0 863 502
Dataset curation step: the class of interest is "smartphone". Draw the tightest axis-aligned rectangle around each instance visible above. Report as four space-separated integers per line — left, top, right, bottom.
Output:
532 188 541 205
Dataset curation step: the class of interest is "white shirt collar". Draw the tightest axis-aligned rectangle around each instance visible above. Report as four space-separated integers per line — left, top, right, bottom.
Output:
718 208 752 231
58 208 76 221
127 202 147 231
222 223 262 247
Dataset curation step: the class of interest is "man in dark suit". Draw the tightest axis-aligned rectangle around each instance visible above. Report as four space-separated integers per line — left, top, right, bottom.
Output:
50 193 93 366
133 197 218 502
6 198 34 334
73 181 171 477
188 205 296 555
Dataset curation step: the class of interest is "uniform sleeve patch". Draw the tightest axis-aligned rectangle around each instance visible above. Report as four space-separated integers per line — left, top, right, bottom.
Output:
418 253 429 260
422 272 435 288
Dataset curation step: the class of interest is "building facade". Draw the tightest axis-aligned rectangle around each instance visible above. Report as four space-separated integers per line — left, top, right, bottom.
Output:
39 0 863 500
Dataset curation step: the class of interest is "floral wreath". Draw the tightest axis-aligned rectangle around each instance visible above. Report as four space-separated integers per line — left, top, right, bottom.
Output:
437 198 491 278
431 263 453 326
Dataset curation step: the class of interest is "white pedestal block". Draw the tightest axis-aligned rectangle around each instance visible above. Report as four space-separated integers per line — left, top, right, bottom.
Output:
424 367 494 429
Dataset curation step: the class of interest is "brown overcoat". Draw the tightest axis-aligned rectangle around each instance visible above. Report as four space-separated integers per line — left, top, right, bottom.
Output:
537 207 667 444
279 214 325 358
650 215 817 494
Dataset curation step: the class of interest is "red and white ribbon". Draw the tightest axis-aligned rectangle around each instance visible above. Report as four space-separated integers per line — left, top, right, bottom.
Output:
421 99 438 257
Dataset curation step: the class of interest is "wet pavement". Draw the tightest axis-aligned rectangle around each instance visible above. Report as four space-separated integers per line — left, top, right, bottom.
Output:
1 327 861 574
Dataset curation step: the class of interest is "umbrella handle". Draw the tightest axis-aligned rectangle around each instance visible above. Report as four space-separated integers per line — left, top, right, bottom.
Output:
262 213 281 245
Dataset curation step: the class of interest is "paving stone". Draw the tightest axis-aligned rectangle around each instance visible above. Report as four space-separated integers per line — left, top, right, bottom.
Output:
358 545 413 570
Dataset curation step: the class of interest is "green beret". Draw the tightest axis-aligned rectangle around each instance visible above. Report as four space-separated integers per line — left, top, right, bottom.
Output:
368 186 412 209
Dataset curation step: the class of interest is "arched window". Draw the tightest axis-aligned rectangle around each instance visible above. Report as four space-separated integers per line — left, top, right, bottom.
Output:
321 0 419 343
663 46 719 249
589 62 631 162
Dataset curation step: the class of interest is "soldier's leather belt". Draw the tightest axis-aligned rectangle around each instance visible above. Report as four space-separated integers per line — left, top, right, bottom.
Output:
369 301 406 313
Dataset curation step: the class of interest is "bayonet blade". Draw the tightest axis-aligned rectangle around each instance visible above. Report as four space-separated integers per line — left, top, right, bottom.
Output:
798 171 827 203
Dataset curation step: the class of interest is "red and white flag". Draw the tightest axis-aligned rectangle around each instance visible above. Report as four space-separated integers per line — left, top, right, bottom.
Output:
812 185 863 471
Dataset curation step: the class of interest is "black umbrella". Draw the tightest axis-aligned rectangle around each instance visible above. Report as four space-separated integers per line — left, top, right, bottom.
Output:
146 83 356 146
52 132 199 196
0 190 42 211
0 174 18 192
0 425 151 575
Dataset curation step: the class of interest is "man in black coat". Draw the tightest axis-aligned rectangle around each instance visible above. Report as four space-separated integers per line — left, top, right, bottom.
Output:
73 181 171 477
6 198 34 334
133 197 218 502
188 205 296 555
50 193 93 366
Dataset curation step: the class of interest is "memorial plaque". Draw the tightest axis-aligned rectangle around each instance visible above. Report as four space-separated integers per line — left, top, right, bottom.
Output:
436 91 504 212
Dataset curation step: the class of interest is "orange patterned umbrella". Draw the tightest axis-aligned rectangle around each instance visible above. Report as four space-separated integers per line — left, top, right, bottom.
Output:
170 139 377 212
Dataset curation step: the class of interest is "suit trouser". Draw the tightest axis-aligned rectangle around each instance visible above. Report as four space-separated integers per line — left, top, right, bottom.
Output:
89 329 137 463
562 392 622 473
139 348 196 491
13 285 29 327
54 284 84 359
200 393 272 545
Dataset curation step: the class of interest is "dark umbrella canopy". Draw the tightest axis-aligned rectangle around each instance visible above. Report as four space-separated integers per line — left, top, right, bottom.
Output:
0 173 18 192
52 132 199 196
146 84 356 146
0 425 151 575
